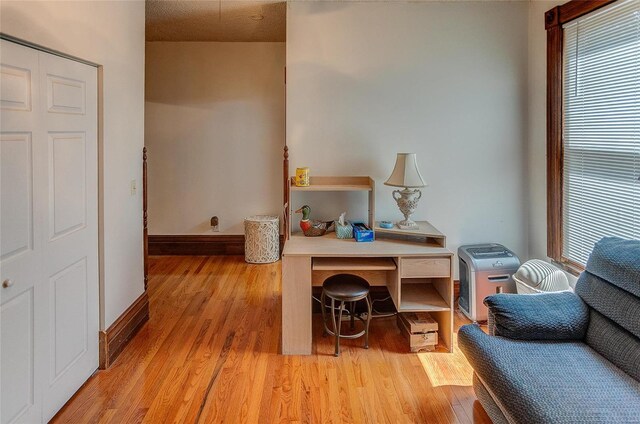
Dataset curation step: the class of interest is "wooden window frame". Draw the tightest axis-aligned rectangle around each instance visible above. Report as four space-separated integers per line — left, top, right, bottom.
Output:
545 0 618 272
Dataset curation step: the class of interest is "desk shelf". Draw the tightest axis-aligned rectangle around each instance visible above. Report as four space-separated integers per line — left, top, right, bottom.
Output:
289 176 373 192
399 283 450 312
286 176 375 238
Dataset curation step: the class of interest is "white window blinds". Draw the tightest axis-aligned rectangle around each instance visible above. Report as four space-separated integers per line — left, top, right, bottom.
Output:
562 0 640 266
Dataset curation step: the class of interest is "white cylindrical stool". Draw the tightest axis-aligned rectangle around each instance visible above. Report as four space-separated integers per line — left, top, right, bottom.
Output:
244 215 280 264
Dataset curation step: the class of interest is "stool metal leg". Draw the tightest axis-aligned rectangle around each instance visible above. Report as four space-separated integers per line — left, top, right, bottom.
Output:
319 286 371 356
330 297 337 344
364 295 372 349
321 291 328 336
335 300 344 356
350 301 356 330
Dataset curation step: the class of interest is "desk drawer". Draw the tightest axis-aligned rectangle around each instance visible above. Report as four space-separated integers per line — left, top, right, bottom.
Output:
401 258 450 278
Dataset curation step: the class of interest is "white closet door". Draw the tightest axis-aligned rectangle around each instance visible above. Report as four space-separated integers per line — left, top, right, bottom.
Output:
39 48 98 422
0 39 45 424
0 39 99 424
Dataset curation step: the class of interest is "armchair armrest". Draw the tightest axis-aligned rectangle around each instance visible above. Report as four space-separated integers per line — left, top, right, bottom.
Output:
484 292 589 341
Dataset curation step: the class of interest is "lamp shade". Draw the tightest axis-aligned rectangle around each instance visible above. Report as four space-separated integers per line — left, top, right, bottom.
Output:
384 153 426 188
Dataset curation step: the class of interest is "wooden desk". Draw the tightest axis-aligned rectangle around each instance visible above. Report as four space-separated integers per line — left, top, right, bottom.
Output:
282 233 454 355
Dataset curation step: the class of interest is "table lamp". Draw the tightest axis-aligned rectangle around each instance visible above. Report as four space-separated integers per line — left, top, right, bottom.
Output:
384 153 426 229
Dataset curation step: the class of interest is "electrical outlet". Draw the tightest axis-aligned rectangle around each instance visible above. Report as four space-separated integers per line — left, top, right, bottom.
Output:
130 179 137 196
210 216 219 232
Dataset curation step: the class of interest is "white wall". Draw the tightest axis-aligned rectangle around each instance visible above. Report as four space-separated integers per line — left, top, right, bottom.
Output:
1 1 145 329
145 42 285 234
527 0 564 260
287 1 529 276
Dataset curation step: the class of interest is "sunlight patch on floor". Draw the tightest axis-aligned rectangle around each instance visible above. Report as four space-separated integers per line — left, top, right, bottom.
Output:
417 332 474 388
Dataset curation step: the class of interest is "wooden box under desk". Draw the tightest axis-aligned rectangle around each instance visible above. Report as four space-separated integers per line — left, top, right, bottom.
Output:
282 233 454 355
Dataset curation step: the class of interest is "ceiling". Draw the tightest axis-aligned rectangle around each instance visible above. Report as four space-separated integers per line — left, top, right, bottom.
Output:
145 0 286 42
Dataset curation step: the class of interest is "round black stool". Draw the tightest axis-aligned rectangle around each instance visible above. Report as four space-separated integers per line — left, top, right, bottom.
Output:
321 274 372 357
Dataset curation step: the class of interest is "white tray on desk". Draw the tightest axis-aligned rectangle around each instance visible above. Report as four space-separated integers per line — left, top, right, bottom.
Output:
374 221 446 247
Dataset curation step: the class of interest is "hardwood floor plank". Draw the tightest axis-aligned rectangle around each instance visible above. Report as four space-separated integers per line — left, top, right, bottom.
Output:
51 255 490 424
195 330 235 423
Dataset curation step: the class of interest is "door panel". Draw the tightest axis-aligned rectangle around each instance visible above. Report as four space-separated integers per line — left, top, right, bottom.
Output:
0 289 35 424
0 133 33 260
0 63 32 111
49 258 88 383
39 49 98 423
0 40 98 424
0 39 43 424
48 132 86 239
46 74 86 115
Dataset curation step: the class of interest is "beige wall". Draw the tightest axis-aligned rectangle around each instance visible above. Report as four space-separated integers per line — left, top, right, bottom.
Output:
1 1 145 328
287 1 530 276
0 0 571 309
145 42 285 234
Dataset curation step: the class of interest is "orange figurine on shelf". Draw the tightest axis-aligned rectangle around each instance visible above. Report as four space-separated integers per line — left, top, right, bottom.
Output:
295 205 334 237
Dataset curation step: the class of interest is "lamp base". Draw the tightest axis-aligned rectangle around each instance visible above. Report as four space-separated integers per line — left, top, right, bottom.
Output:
397 219 418 230
391 188 423 231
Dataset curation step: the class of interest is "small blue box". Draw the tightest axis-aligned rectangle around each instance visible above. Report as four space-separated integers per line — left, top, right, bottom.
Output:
350 222 374 242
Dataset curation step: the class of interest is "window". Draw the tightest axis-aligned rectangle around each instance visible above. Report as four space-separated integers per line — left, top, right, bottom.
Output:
546 0 640 268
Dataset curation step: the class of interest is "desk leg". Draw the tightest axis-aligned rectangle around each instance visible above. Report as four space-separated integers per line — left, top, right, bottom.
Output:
282 255 312 355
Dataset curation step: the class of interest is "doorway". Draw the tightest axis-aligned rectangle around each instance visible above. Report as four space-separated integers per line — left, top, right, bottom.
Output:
144 1 286 249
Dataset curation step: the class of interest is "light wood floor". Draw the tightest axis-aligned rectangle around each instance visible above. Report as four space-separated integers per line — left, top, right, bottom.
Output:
52 255 490 424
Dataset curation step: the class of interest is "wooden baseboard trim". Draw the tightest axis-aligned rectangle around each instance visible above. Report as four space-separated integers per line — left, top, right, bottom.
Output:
148 234 285 256
99 292 149 369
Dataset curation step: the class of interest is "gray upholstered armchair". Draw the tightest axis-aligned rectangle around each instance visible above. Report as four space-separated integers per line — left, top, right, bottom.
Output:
459 237 640 424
